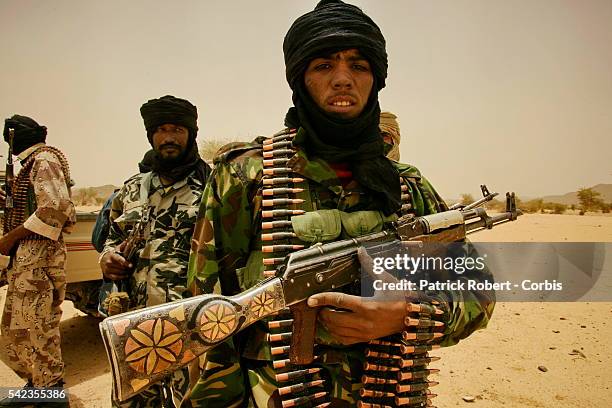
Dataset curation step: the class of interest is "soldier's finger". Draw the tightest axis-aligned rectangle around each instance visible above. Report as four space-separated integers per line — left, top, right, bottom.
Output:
103 264 130 277
322 321 371 342
110 252 131 268
307 292 362 311
117 241 128 252
318 308 374 332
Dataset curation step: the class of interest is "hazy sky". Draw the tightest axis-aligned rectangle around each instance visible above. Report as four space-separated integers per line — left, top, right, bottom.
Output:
1 0 611 199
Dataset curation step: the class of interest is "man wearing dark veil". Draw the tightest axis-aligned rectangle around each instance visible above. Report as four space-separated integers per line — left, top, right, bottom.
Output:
187 1 494 407
100 95 211 407
0 115 75 407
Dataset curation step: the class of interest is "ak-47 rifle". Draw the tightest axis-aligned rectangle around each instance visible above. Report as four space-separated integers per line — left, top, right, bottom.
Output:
0 128 15 271
100 186 521 402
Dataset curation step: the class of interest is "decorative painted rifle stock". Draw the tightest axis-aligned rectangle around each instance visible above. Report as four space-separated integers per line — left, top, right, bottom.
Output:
100 186 522 402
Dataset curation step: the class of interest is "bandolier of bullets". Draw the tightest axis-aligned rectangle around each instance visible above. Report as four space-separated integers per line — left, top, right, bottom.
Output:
261 131 444 407
358 181 444 408
261 129 330 408
3 146 71 238
359 303 445 408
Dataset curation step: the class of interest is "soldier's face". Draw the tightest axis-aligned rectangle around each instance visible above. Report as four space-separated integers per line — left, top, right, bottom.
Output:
304 49 374 120
152 124 189 161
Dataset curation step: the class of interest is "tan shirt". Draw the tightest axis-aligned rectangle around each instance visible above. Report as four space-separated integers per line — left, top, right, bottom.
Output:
18 144 76 241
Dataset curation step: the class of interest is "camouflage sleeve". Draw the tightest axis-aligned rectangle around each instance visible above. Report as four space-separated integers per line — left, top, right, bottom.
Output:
413 174 495 347
24 151 75 240
427 240 495 347
187 157 259 292
186 156 260 408
102 181 131 254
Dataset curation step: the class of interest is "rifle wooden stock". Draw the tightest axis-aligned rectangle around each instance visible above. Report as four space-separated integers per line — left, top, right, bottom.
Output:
101 191 522 401
100 278 286 402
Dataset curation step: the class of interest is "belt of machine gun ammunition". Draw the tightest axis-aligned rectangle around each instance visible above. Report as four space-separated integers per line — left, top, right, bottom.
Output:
261 132 441 407
3 146 71 236
262 129 329 408
359 181 443 408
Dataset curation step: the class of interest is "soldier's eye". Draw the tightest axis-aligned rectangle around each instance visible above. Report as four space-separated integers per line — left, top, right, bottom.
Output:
314 63 331 71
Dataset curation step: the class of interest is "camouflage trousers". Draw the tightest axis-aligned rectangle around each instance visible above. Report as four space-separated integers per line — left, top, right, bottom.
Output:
0 240 67 387
112 366 190 408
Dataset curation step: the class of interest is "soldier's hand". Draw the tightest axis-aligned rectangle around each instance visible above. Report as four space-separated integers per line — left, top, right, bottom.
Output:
52 285 66 308
307 247 407 345
100 246 132 281
0 188 6 208
0 235 16 256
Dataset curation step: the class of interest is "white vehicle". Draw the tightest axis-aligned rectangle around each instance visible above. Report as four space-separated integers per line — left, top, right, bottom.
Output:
66 212 100 283
1 167 103 314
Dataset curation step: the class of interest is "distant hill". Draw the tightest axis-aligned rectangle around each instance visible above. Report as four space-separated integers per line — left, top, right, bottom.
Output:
541 184 612 205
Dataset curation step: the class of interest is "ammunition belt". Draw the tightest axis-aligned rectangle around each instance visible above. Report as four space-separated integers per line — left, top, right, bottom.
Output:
356 179 442 408
261 129 329 408
3 146 71 234
359 320 442 407
260 131 440 407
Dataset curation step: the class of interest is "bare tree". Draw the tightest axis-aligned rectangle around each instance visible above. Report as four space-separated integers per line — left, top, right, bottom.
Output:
199 139 238 162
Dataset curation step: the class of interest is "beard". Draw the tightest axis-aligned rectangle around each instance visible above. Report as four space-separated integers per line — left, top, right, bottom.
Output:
156 143 185 165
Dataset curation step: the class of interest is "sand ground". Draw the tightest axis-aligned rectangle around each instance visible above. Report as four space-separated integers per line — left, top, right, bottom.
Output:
0 213 610 407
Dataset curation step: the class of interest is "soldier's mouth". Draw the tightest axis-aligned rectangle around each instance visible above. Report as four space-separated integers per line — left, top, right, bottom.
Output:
331 101 354 107
328 96 357 108
160 144 180 150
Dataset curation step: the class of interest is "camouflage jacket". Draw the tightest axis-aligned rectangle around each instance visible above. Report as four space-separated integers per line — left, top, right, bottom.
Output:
104 170 203 307
187 131 495 407
4 144 76 288
16 143 76 240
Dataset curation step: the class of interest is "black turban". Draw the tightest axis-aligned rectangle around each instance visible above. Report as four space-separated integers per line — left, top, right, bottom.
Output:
283 0 388 90
282 0 401 216
3 114 47 155
139 96 211 184
140 95 198 144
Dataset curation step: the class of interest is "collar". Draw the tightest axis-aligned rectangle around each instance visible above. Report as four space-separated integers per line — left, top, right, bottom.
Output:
150 170 194 195
17 143 45 161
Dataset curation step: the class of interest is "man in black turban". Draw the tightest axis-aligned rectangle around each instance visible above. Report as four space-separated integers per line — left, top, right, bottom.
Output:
3 114 48 155
139 95 210 184
0 114 74 406
187 2 494 407
100 95 211 407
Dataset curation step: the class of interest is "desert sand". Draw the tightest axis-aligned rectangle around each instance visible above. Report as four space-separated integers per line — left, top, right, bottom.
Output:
0 213 610 407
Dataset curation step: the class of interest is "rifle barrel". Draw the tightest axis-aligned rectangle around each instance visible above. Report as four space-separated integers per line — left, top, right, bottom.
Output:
465 210 523 234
